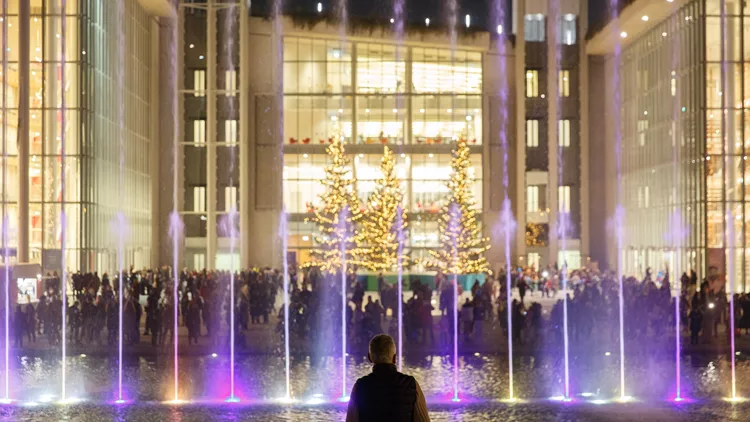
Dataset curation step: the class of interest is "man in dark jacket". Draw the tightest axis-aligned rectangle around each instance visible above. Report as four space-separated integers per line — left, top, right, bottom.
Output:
346 334 430 422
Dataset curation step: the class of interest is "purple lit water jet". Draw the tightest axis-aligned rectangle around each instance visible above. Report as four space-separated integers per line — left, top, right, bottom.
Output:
59 0 68 401
491 0 514 400
281 208 291 399
396 205 404 371
609 0 626 400
339 208 348 400
548 0 570 400
272 0 290 401
392 0 405 372
720 0 738 400
445 0 459 402
115 0 126 403
169 0 182 401
221 0 239 402
1 0 9 402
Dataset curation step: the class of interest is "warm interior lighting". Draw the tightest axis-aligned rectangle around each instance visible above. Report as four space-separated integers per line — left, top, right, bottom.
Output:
620 32 628 38
641 15 649 22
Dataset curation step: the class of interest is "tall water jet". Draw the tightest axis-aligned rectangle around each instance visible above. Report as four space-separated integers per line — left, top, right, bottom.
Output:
720 0 738 400
333 0 349 402
220 0 239 402
115 0 126 403
1 0 9 402
667 0 682 400
339 208 348 401
281 208 291 399
608 0 626 400
392 0 405 373
446 0 460 403
396 205 404 371
549 0 570 400
490 0 514 401
59 0 69 402
272 0 290 401
168 5 182 402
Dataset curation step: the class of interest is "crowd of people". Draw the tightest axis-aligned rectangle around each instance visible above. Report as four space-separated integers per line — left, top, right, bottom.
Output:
6 263 750 353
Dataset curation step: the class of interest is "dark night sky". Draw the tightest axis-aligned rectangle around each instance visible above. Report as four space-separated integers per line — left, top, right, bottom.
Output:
248 1 618 38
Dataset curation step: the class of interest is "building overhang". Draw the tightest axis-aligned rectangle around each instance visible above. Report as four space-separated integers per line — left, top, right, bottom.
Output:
587 0 690 56
137 0 175 18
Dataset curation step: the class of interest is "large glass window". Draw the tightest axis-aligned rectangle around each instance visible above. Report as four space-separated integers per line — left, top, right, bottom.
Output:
527 120 539 147
524 14 545 42
526 70 539 97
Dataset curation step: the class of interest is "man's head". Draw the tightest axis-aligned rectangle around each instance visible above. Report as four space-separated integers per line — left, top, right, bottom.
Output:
368 334 397 365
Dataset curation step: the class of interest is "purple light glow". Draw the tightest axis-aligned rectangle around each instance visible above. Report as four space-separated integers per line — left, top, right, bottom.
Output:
339 208 348 400
491 0 514 401
396 206 404 371
452 274 459 402
609 0 626 399
1 0 9 403
169 0 181 400
549 0 571 400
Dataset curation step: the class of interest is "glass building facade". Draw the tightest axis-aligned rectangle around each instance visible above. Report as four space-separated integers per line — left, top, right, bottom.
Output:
0 0 154 272
281 38 484 265
619 0 750 290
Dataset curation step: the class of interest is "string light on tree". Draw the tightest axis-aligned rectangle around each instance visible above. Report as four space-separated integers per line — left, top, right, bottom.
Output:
305 139 365 273
360 146 408 271
429 139 490 275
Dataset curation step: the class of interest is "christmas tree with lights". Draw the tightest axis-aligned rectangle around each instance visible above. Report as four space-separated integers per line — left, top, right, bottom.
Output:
306 139 364 273
360 146 408 271
430 139 490 274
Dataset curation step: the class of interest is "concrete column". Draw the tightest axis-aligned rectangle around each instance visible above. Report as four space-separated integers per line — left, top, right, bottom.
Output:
239 0 250 269
206 1 217 270
514 0 527 266
17 0 30 263
150 19 161 268
578 4 590 263
546 0 559 267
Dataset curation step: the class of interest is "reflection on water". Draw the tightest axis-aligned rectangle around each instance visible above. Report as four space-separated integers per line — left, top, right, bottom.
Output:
5 352 750 403
1 353 749 420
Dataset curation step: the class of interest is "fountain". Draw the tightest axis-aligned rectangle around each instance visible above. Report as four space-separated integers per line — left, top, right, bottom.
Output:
445 0 460 403
608 0 627 401
490 0 516 400
396 205 404 370
547 0 571 401
168 4 183 401
334 0 350 402
115 0 126 404
392 0 405 373
271 0 291 402
221 0 239 403
720 0 738 401
280 207 291 400
1 0 9 403
339 208 349 401
59 0 69 402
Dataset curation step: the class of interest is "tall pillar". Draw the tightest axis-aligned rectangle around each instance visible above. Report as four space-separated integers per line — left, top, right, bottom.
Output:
514 0 527 266
546 0 559 267
579 4 590 264
239 0 250 269
17 0 30 263
150 19 161 268
206 1 217 270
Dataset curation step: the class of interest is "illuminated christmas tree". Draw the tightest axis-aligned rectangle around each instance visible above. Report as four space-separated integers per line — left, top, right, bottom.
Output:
360 146 408 271
306 139 364 273
430 139 490 274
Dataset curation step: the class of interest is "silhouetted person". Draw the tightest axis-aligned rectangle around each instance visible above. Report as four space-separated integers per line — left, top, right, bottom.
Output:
346 334 430 422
